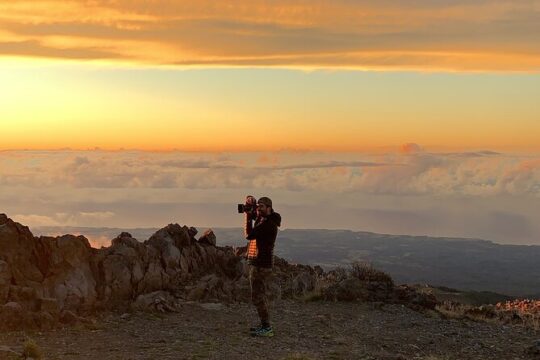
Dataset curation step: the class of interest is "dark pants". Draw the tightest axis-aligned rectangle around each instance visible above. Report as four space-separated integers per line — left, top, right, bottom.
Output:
249 265 272 326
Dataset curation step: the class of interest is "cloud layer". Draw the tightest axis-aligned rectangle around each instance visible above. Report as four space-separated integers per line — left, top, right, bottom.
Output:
1 148 538 196
1 1 539 71
2 148 540 244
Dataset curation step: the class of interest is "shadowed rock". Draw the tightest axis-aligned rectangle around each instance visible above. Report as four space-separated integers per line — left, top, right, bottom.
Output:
0 213 434 331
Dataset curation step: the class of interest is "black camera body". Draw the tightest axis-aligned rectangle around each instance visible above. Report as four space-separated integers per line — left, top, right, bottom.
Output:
237 203 256 214
238 195 257 215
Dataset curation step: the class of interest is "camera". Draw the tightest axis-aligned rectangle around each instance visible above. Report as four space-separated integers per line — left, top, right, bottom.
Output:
237 195 257 215
237 203 256 213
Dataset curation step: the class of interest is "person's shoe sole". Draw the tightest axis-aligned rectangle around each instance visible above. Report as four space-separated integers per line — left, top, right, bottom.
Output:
251 329 274 337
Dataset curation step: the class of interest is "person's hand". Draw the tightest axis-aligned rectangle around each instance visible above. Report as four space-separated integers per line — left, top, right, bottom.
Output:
245 195 256 207
245 195 257 220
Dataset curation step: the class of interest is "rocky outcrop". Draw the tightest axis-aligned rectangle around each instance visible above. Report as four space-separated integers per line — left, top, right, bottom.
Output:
0 213 435 332
0 214 318 330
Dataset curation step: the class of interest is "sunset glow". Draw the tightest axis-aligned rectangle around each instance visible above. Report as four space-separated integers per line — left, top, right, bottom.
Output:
1 1 540 244
1 62 539 152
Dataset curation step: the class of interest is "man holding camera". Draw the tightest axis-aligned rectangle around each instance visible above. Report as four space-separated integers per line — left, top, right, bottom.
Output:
242 195 281 337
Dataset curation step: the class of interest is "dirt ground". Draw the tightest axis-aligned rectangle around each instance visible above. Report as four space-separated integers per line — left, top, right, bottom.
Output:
0 300 538 360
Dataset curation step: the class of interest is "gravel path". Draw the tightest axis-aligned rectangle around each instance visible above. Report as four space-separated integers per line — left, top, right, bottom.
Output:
1 300 538 360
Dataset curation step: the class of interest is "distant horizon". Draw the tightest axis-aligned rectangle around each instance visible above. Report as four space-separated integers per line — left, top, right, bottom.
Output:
29 222 528 247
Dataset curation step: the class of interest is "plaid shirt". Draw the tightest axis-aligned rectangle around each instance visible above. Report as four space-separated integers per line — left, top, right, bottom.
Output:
245 211 281 268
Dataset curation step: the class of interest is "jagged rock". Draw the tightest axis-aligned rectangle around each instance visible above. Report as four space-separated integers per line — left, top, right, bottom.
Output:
7 285 37 306
0 302 35 330
137 259 168 294
179 254 190 273
35 310 56 329
0 260 11 304
0 214 46 285
3 301 22 311
0 213 447 333
234 245 247 257
102 254 134 301
198 229 216 246
147 224 192 254
187 282 207 301
37 297 60 316
59 310 78 325
188 227 198 238
40 234 97 311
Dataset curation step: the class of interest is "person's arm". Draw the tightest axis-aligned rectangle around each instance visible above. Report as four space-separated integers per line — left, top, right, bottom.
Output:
244 212 255 239
243 195 257 239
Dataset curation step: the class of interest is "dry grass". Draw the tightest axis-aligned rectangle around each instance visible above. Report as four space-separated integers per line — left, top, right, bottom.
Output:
496 299 540 330
22 338 43 360
437 299 540 330
350 261 394 285
298 281 324 302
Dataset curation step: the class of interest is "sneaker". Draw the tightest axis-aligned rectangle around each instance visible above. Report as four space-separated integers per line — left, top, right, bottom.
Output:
249 324 263 333
252 326 274 337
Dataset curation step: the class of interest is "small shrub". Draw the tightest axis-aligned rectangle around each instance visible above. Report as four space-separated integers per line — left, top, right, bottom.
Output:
350 261 394 286
326 266 348 282
23 338 43 360
300 288 323 302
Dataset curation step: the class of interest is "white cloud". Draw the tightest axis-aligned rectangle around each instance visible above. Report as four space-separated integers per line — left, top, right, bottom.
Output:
1 149 539 196
2 149 540 244
10 211 115 229
11 214 62 227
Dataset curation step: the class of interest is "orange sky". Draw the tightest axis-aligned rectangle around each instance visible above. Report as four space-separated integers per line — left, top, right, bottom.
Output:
0 1 539 71
1 1 539 152
1 63 539 152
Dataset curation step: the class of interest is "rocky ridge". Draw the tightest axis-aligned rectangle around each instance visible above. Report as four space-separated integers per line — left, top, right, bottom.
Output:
0 214 435 332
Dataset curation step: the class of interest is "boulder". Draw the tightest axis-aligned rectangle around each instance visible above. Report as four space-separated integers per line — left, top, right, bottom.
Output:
0 214 46 285
198 229 217 246
8 285 37 305
38 234 97 311
59 310 78 325
37 297 60 316
0 302 35 330
132 291 177 312
0 260 11 304
34 310 56 330
101 254 134 302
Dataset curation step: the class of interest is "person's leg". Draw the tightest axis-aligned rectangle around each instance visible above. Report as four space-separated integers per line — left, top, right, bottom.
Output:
248 265 262 331
251 267 271 327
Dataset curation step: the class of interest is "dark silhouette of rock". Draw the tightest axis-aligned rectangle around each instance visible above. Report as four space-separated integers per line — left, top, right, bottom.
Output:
198 229 216 246
0 213 437 331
